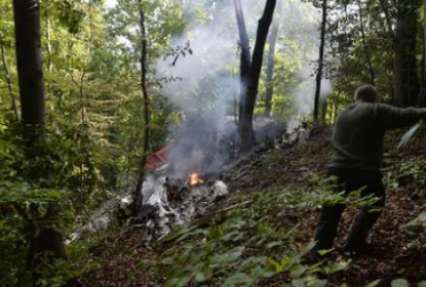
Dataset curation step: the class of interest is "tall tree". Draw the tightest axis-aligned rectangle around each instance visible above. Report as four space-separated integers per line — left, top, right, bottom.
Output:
13 0 45 126
134 0 151 213
421 0 426 106
393 1 420 106
357 0 376 85
234 0 251 120
235 0 277 151
379 0 420 106
264 0 282 117
313 0 327 123
12 0 68 284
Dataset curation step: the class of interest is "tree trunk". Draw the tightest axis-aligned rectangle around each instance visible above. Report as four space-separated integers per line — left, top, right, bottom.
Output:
233 0 251 125
393 2 420 107
313 0 327 123
320 98 328 123
264 0 282 117
13 0 45 126
237 0 277 152
134 0 150 214
419 0 426 107
357 0 376 85
0 40 19 121
12 1 68 285
379 0 396 39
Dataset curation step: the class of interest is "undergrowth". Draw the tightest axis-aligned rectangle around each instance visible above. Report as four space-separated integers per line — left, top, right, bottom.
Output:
140 175 379 287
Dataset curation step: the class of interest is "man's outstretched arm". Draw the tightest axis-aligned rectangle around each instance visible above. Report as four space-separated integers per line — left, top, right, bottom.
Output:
377 104 426 130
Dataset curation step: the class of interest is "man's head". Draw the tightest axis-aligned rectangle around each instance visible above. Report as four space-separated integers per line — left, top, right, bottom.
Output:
354 84 377 103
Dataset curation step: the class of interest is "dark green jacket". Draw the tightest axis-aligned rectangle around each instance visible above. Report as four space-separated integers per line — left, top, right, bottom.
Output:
329 102 426 173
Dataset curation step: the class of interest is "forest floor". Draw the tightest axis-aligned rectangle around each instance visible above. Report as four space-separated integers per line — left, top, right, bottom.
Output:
81 127 426 287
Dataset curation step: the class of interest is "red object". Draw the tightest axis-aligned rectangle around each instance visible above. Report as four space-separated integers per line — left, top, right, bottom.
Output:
145 145 170 171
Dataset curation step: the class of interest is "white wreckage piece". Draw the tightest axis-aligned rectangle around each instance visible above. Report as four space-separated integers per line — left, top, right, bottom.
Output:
140 175 229 242
67 193 134 244
276 126 310 148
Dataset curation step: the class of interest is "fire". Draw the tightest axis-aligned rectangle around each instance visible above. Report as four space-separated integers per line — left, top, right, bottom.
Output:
188 172 204 186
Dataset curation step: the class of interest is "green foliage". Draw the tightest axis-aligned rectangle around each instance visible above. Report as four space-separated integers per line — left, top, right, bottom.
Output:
405 212 426 231
2 0 425 285
145 176 371 286
394 159 426 189
0 123 103 285
391 278 410 287
365 279 382 287
0 0 186 284
35 240 97 287
403 211 426 250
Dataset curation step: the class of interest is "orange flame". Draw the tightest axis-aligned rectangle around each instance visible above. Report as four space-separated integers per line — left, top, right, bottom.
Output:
188 172 204 186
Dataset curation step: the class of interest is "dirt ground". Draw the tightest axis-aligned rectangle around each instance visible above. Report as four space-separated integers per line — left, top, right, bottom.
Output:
83 127 426 286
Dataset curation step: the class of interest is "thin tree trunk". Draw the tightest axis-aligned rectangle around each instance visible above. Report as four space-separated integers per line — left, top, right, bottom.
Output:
44 4 52 71
357 0 376 85
379 0 396 39
238 0 277 152
134 0 150 214
0 41 19 120
79 70 86 123
264 0 282 117
313 0 327 123
320 98 327 123
333 100 338 123
233 66 239 122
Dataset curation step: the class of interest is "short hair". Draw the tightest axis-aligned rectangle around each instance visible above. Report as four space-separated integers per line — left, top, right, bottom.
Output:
354 84 377 103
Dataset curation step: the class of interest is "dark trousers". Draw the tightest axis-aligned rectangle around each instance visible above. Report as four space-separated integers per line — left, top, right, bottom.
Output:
314 168 385 251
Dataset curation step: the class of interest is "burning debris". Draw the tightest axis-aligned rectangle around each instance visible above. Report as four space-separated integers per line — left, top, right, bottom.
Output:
138 173 229 243
188 172 204 186
68 115 303 245
135 117 303 243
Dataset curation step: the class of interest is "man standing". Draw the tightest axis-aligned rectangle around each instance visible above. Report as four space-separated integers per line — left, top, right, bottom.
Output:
313 84 426 255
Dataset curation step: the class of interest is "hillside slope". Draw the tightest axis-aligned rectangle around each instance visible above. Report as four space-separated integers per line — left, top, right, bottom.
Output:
82 127 426 287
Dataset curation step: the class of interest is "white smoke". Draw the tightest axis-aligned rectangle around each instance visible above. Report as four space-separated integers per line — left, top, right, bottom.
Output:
276 0 331 118
155 0 325 176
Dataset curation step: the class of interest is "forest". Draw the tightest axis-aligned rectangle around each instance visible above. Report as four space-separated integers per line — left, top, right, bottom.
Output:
0 0 425 286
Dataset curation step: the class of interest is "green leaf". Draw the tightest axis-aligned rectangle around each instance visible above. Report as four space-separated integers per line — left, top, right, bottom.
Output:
417 281 426 287
365 279 381 287
290 264 307 278
240 256 267 270
404 212 426 229
222 272 253 287
323 260 350 275
391 279 410 287
209 247 244 266
292 279 306 287
307 278 327 287
280 255 297 271
194 270 207 283
266 241 283 249
268 257 283 273
398 121 423 148
164 275 191 287
318 249 333 256
301 241 316 256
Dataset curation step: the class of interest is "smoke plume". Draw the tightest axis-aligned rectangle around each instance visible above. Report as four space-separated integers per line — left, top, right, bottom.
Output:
156 0 325 176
